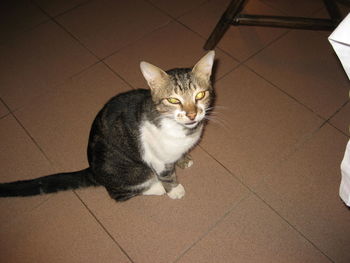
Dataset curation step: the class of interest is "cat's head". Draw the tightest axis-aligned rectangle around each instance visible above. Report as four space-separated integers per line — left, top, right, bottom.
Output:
140 51 215 129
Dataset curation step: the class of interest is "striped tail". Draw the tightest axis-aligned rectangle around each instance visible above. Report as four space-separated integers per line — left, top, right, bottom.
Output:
0 168 98 197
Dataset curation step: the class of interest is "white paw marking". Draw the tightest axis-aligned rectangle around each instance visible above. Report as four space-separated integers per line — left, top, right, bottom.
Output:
143 182 166 196
186 160 193 168
167 184 185 199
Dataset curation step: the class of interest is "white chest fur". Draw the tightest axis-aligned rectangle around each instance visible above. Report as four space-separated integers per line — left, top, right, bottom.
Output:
140 119 202 174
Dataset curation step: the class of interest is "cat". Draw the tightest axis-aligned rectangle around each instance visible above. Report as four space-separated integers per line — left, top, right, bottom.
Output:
0 51 215 201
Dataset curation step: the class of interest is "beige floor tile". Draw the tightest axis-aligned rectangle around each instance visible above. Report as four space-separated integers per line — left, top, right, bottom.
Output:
0 0 49 44
261 0 323 16
177 195 331 263
0 115 54 226
246 30 349 119
0 191 131 263
105 21 238 90
179 0 287 61
0 100 9 118
0 20 97 111
14 63 130 171
310 1 350 19
200 66 323 188
34 0 89 17
150 0 207 18
56 0 171 58
255 124 350 263
330 101 350 135
270 0 350 18
76 147 249 263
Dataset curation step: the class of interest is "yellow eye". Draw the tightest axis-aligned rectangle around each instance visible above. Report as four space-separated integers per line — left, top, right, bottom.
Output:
195 91 206 100
167 98 181 104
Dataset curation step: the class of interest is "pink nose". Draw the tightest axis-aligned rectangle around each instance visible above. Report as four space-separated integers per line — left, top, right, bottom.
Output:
186 112 197 121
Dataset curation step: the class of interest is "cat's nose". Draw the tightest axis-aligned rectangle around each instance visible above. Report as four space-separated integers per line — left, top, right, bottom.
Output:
186 112 197 120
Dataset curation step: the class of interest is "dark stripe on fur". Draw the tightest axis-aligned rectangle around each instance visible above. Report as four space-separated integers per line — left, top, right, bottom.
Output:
0 168 98 197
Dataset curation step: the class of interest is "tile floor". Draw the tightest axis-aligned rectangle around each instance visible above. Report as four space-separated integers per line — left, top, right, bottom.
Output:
0 0 349 262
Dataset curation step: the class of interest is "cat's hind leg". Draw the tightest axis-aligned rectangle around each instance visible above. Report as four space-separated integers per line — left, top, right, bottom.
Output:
106 187 140 202
142 181 166 196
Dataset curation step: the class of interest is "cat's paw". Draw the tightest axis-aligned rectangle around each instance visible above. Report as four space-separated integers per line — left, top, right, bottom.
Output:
167 184 185 199
176 154 193 169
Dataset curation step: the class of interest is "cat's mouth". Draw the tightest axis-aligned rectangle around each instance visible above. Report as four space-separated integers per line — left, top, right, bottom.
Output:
184 121 198 128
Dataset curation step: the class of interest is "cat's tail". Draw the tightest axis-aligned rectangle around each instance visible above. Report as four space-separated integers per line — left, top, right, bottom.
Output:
0 168 99 197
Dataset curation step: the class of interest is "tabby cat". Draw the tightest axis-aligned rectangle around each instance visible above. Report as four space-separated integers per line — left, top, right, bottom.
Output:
0 51 215 201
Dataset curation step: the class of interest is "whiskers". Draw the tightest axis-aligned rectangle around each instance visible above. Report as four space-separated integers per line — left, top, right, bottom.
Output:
204 105 231 131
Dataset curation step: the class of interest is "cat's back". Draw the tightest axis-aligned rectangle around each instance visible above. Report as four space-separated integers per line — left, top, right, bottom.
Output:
94 89 152 128
88 89 152 164
88 89 152 146
104 89 150 116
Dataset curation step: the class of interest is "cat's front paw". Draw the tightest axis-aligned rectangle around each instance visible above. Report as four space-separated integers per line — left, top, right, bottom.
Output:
176 154 193 169
167 184 185 199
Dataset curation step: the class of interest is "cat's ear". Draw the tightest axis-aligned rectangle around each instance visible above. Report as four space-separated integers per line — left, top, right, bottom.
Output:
140 61 169 89
192 50 215 81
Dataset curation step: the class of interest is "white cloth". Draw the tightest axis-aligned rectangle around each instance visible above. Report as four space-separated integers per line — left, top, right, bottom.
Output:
328 13 350 206
329 13 350 79
340 140 350 206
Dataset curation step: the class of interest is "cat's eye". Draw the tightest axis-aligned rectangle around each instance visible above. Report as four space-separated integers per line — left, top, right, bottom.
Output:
167 97 181 104
195 91 206 101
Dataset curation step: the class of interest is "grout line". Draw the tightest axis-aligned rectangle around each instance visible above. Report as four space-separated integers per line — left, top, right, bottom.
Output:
101 19 174 62
24 1 149 110
173 18 242 61
73 191 135 263
327 122 350 138
173 6 292 80
42 0 176 78
324 99 350 137
8 59 101 116
198 137 336 262
50 0 93 18
0 194 53 230
251 191 336 263
144 0 210 21
0 112 11 120
243 64 327 121
197 115 329 194
171 18 244 79
198 144 254 192
10 112 55 167
101 61 136 90
0 97 11 119
269 120 328 172
148 0 243 64
0 9 51 47
240 29 290 64
325 99 349 122
173 192 253 263
258 0 290 16
260 0 326 18
31 0 101 61
50 18 101 61
211 29 290 82
94 0 176 62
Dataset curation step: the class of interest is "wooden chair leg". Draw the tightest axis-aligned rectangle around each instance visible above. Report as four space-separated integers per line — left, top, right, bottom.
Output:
204 0 342 50
204 0 246 50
